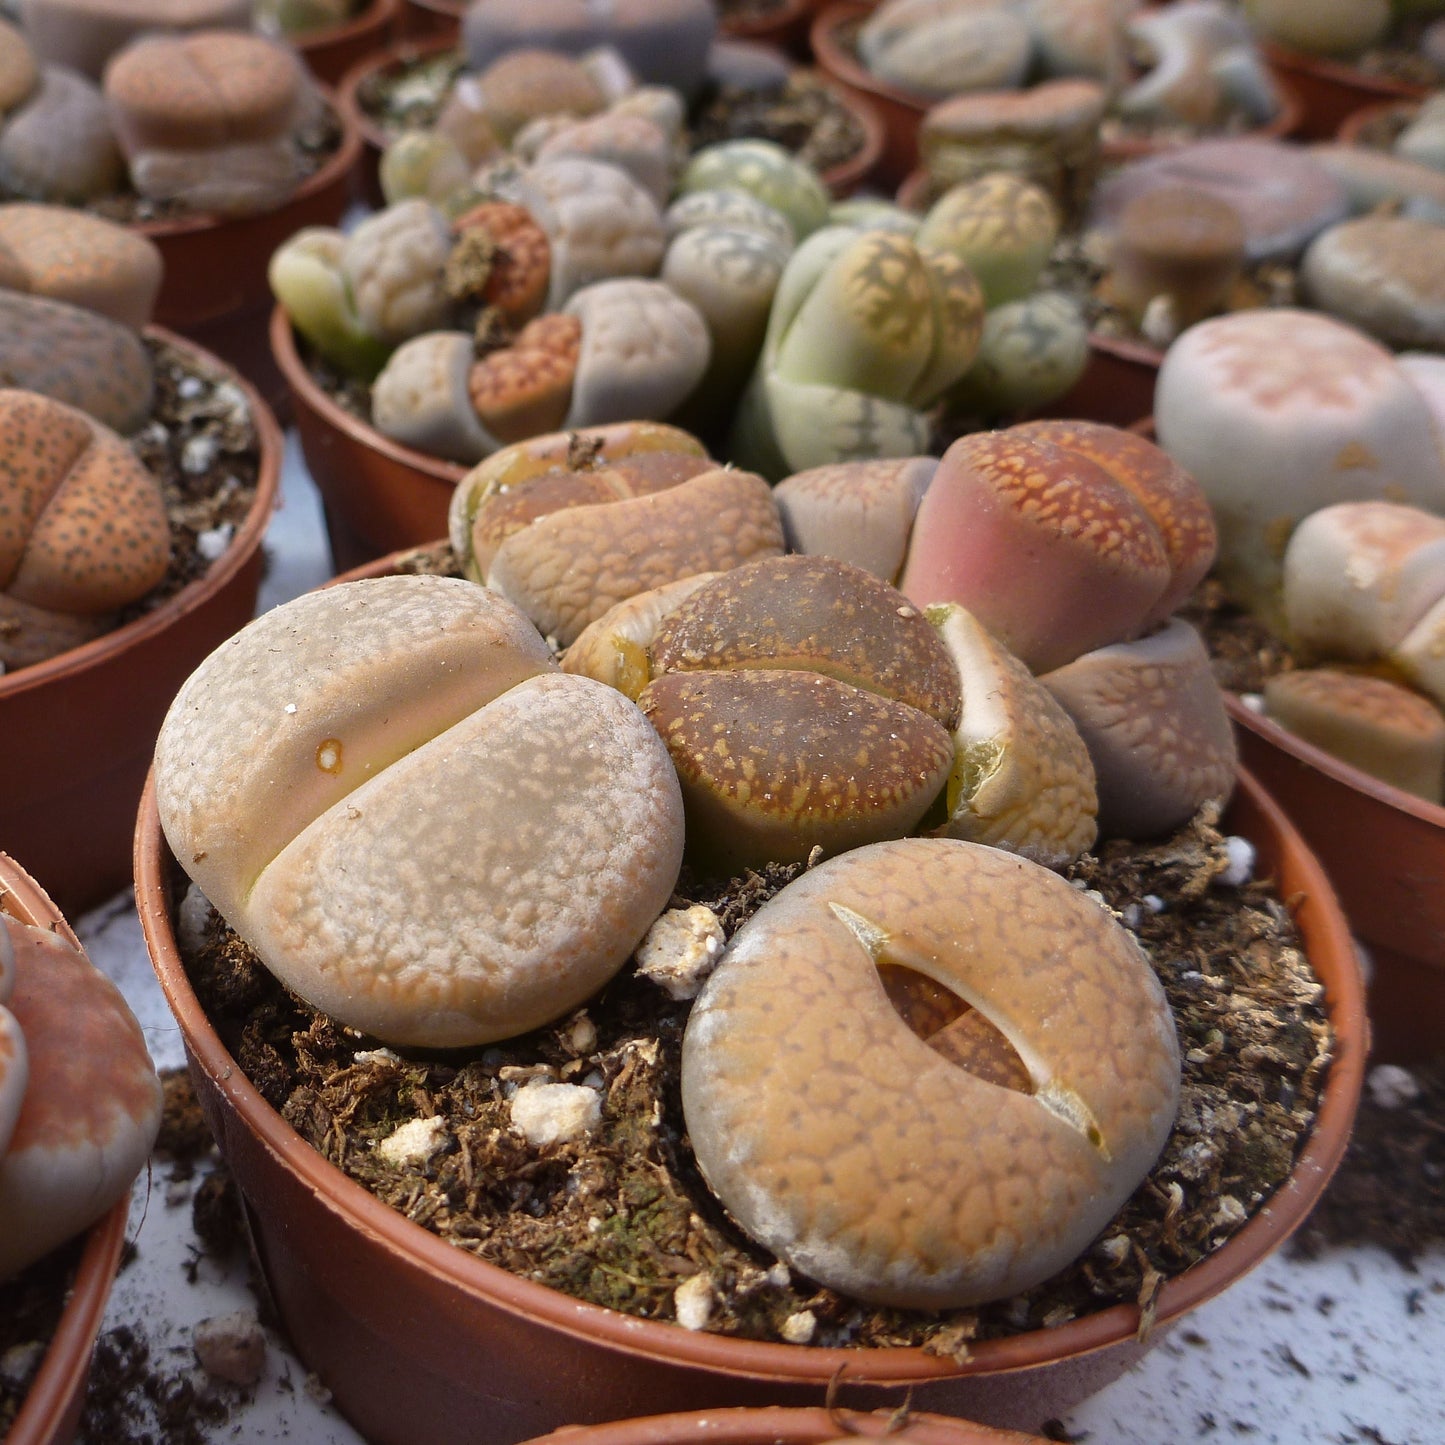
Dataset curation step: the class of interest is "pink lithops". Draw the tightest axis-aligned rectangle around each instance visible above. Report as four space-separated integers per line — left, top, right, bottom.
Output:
0 389 170 669
927 602 1098 868
0 916 163 1280
898 429 1173 674
773 456 938 585
1263 669 1445 804
154 575 686 1048
1041 620 1237 841
681 837 1180 1308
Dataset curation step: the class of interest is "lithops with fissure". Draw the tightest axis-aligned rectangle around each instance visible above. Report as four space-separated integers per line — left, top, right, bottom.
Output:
681 837 1181 1308
154 575 686 1049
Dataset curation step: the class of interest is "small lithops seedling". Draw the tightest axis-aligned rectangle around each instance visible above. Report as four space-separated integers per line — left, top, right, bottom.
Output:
0 913 163 1280
681 837 1180 1308
0 387 171 670
154 575 686 1049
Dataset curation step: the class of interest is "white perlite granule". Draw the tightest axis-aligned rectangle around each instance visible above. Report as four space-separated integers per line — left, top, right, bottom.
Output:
376 1115 449 1168
508 1081 602 1147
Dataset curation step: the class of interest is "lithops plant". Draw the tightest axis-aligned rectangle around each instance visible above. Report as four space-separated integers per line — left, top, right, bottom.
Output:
0 21 39 123
855 0 1034 102
1241 0 1392 57
0 388 172 671
0 65 126 203
0 912 163 1280
943 290 1090 418
154 575 686 1049
680 836 1180 1308
16 0 252 79
677 140 830 246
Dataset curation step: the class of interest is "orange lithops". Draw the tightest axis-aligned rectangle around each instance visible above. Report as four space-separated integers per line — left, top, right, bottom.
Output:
451 201 551 327
467 314 582 446
681 837 1180 1308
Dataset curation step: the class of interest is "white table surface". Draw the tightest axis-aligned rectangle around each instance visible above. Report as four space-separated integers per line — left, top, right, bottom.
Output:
76 430 1445 1445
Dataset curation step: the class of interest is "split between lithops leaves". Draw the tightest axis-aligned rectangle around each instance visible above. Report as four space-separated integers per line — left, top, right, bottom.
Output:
154 575 685 1048
681 837 1180 1309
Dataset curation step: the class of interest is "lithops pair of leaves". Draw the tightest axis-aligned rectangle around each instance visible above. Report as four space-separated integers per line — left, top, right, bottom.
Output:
155 575 686 1050
0 910 163 1281
449 421 783 646
0 61 125 204
0 388 171 670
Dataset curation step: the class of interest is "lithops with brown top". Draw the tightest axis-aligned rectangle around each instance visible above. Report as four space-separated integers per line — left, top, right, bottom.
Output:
154 575 686 1049
681 836 1180 1308
0 912 163 1280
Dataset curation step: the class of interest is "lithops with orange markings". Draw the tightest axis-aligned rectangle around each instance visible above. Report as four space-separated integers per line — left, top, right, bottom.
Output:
0 388 171 670
154 575 686 1049
0 912 163 1279
681 837 1181 1308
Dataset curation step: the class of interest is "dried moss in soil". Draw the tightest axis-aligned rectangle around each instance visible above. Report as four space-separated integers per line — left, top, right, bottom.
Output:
174 783 1331 1356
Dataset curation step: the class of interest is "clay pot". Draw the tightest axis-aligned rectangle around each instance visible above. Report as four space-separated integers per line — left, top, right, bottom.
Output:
1258 38 1432 141
1037 332 1163 429
294 0 402 88
1 855 132 1445
519 1407 1044 1445
1225 696 1445 1065
136 708 1367 1445
269 304 465 573
0 327 281 917
133 91 364 415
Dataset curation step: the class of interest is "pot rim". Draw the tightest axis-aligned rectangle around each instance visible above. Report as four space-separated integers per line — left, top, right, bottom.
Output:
268 302 469 484
128 84 365 244
0 326 282 706
1258 36 1434 103
295 0 402 57
1334 96 1422 145
0 855 133 1445
810 1 929 115
135 752 1365 1387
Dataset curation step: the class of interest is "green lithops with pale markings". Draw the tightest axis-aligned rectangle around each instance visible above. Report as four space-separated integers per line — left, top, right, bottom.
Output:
678 140 830 243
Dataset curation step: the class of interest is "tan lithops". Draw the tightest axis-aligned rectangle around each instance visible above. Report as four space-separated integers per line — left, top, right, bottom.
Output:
470 49 606 145
1393 596 1445 714
681 837 1180 1308
450 201 551 327
1263 668 1445 803
484 467 785 647
155 575 686 1048
0 19 38 117
0 204 162 329
372 332 497 465
639 669 954 874
1041 619 1237 841
928 603 1097 868
773 456 937 585
467 314 581 446
0 917 163 1280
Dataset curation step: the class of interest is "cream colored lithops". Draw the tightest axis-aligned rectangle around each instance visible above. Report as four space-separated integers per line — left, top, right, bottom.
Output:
154 575 686 1048
927 602 1097 867
0 917 163 1280
681 838 1181 1308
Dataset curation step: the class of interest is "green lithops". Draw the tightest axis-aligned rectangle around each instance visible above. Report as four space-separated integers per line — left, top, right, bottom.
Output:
379 129 474 207
947 291 1090 416
267 228 392 381
678 140 830 243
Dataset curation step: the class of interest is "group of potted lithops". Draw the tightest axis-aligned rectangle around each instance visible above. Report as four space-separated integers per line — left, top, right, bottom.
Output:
2 0 1442 1440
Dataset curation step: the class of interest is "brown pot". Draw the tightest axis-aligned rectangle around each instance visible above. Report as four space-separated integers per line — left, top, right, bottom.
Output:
1 856 132 1445
397 0 463 41
133 90 363 415
520 1406 1044 1445
294 0 402 88
719 0 821 61
135 722 1367 1445
1225 695 1445 1065
269 304 465 572
1037 332 1163 429
1259 37 1432 141
0 328 281 918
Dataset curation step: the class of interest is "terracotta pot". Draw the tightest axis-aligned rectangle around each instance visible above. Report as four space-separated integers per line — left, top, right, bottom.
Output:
1 855 132 1445
719 0 821 60
1225 696 1445 1065
136 719 1367 1445
1258 38 1432 141
133 90 363 415
397 0 463 41
1037 332 1163 429
269 304 465 572
0 327 281 917
520 1406 1043 1445
337 37 885 209
294 0 402 87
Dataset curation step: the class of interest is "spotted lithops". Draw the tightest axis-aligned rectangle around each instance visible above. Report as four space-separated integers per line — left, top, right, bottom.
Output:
681 837 1180 1308
154 575 686 1049
678 140 830 244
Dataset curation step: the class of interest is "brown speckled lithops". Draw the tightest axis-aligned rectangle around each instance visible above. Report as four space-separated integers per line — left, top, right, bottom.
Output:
681 837 1180 1308
154 576 685 1048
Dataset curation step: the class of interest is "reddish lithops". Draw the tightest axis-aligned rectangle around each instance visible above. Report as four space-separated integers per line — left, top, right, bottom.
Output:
0 388 171 669
467 314 581 446
681 837 1180 1308
154 576 686 1048
450 201 551 328
0 915 163 1280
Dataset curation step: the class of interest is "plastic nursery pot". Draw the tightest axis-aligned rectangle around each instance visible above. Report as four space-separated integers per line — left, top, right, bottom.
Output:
133 89 363 414
519 1406 1045 1445
1224 695 1445 1066
0 855 132 1445
269 303 466 573
0 327 281 918
1257 37 1432 141
293 0 402 88
136 724 1367 1445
